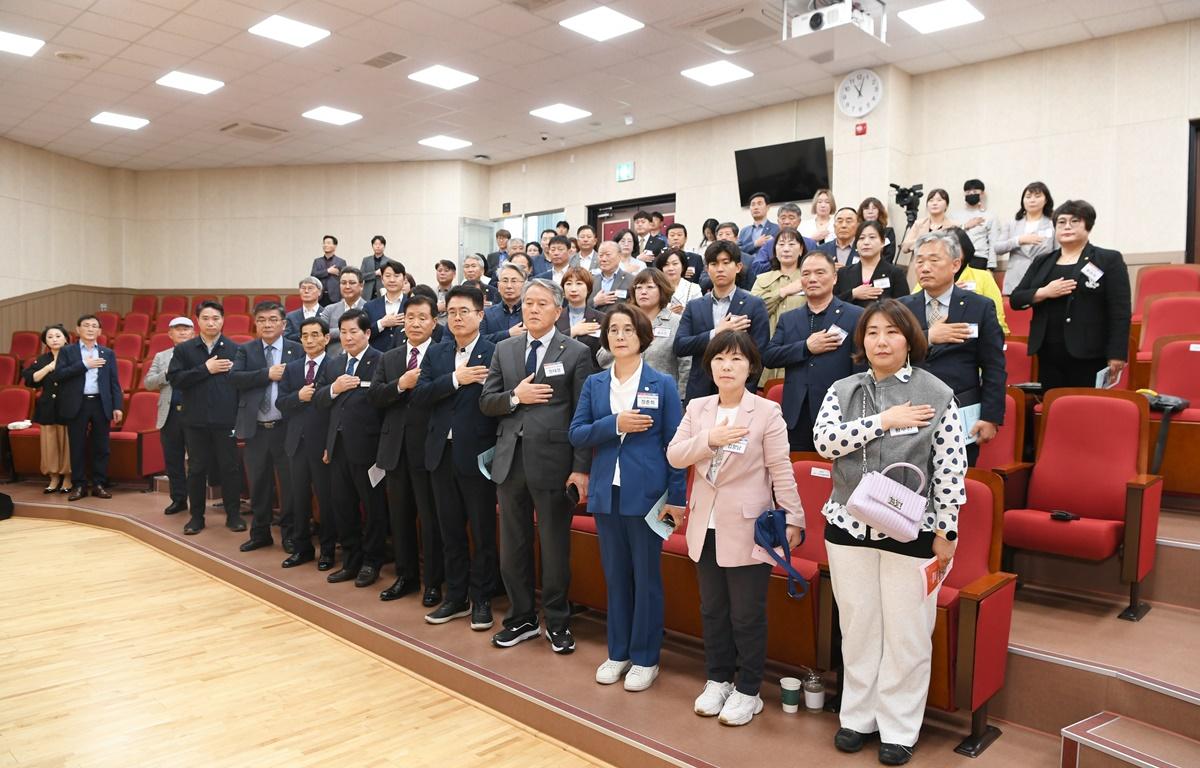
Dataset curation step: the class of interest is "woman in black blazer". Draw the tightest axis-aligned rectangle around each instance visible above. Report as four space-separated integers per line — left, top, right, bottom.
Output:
20 324 72 493
835 220 910 307
1009 200 1131 390
557 265 605 365
858 197 898 263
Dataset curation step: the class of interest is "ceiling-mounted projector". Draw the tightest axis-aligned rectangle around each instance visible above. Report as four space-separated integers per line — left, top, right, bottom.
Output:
791 0 876 38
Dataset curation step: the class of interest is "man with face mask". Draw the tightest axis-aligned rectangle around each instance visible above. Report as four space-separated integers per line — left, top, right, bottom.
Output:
957 179 998 270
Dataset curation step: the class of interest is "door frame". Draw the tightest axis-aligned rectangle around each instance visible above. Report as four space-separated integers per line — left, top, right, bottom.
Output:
1187 119 1199 263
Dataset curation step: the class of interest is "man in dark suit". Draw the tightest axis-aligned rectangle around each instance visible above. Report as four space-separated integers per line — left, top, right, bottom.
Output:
479 278 592 653
359 235 388 301
314 309 386 586
901 229 1006 466
699 223 754 292
231 301 303 552
536 235 574 284
816 208 861 269
284 276 323 342
54 313 123 500
633 210 665 266
588 240 633 308
369 294 444 605
737 192 781 258
762 251 865 451
168 301 244 535
277 317 336 570
412 285 500 630
485 228 512 277
461 254 500 305
310 234 345 306
364 259 408 351
675 241 771 400
481 262 526 344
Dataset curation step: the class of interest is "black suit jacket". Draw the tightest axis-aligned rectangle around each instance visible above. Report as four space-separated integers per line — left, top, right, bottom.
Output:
277 356 330 457
816 240 860 269
167 336 239 427
231 337 303 439
555 306 604 364
410 337 498 474
51 343 122 421
23 353 66 424
284 307 320 342
369 339 432 472
313 346 383 464
900 288 1007 425
311 255 347 304
1009 243 1131 362
673 288 771 400
835 259 910 307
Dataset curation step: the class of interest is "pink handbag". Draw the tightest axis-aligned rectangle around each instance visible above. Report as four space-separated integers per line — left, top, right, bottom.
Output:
846 462 927 542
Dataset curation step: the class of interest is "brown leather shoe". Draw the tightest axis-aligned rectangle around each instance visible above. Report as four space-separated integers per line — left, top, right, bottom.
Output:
92 486 113 499
68 486 87 501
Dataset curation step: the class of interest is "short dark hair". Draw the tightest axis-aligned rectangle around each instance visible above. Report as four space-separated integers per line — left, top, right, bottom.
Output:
548 235 571 249
404 293 437 318
632 210 651 222
577 224 595 236
41 323 68 346
525 241 543 255
496 228 511 239
650 211 664 222
702 330 762 381
665 222 687 237
540 228 556 239
1016 181 1054 221
339 266 363 283
749 191 770 205
253 300 284 318
963 179 985 191
380 259 405 275
561 265 593 293
801 250 838 271
339 308 370 333
1052 199 1096 231
770 226 808 271
704 240 741 265
835 207 859 219
435 259 456 272
371 235 386 246
556 220 569 229
631 267 674 311
654 248 688 272
299 316 329 335
76 313 100 327
716 221 739 237
600 304 655 354
858 196 889 227
851 299 927 366
855 220 886 242
446 284 484 311
927 188 950 205
196 301 224 317
323 234 338 245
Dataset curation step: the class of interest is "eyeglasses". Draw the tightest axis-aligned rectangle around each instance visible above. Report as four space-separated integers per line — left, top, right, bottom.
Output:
1055 217 1084 228
445 309 479 318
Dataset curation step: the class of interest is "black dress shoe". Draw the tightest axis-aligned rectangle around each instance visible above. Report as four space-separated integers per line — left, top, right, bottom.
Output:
239 537 273 552
326 565 358 584
354 565 380 588
470 601 494 631
425 600 471 624
282 538 295 554
183 519 205 535
163 500 187 515
834 728 877 754
226 517 247 533
879 743 915 765
379 577 417 601
282 551 314 568
92 486 112 499
422 586 442 607
317 553 335 571
68 486 87 501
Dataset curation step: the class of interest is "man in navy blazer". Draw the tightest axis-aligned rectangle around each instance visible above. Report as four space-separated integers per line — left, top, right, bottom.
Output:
277 316 336 570
480 262 526 344
674 241 770 401
363 259 408 351
54 314 123 500
901 230 1006 466
815 208 861 269
313 309 387 587
737 192 781 257
284 276 323 342
411 285 500 630
762 251 864 451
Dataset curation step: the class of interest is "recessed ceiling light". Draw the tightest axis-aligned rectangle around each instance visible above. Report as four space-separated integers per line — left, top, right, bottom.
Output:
91 111 149 130
248 14 330 48
681 60 753 87
156 70 224 95
419 135 472 151
559 6 644 42
0 29 45 57
898 0 984 34
529 103 591 124
408 64 478 91
301 106 362 126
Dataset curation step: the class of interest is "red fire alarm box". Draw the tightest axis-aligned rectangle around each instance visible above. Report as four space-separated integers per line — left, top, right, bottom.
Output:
854 122 867 136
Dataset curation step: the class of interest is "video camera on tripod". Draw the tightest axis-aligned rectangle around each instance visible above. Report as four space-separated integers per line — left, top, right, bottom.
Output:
890 183 924 266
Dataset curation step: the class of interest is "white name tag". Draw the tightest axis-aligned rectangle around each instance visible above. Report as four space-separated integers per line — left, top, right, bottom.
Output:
636 392 660 409
1191 343 1200 352
810 467 831 478
827 325 849 345
1081 262 1104 283
724 437 748 454
614 289 628 299
889 426 918 436
873 277 891 289
588 329 601 338
590 268 601 274
961 280 977 292
966 323 979 338
544 361 565 377
358 380 372 387
653 326 671 338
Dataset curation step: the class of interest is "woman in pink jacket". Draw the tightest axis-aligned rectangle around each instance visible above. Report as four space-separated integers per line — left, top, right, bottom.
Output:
667 329 805 727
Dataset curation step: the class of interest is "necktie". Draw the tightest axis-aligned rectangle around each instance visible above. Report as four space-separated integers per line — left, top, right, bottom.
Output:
525 339 541 377
259 345 275 416
407 347 419 371
305 360 316 385
927 300 945 327
346 356 357 376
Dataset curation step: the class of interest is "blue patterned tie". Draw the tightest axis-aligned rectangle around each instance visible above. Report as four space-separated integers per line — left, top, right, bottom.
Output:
525 339 541 377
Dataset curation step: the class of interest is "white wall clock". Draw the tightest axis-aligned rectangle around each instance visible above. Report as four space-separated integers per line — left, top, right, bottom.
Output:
837 68 883 118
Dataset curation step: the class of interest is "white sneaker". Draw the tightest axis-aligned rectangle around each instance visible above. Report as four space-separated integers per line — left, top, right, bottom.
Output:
595 658 632 685
717 691 763 726
623 664 659 692
694 680 735 716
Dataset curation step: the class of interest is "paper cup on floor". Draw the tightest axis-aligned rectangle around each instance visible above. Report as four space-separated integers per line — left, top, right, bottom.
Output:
780 676 802 713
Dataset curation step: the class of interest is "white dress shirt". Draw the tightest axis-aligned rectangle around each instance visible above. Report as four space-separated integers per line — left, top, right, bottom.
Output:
609 361 643 486
448 334 482 439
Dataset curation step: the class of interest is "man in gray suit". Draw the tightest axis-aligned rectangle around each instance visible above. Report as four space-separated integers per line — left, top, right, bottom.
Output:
359 235 388 301
319 266 366 358
479 278 592 654
588 240 633 309
142 316 194 515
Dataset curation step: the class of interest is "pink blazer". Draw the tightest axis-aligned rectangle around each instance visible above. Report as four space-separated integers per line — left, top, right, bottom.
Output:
667 393 804 567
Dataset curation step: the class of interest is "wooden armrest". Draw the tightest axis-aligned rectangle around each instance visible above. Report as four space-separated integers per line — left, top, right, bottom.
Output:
1126 474 1162 490
958 571 1017 602
991 461 1033 478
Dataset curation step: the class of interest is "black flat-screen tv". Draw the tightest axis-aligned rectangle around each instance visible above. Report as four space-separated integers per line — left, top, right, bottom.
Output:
734 138 829 207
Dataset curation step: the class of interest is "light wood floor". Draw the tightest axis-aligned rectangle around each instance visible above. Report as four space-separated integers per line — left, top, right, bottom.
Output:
0 518 608 768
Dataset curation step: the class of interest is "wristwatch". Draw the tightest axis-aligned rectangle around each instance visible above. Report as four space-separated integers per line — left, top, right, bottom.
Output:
509 391 519 409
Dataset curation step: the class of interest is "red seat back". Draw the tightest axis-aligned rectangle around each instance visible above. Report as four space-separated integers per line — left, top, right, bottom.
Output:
1149 336 1200 402
0 354 16 386
791 460 831 564
1029 390 1147 521
765 383 783 406
121 391 159 432
228 334 254 345
0 386 31 423
1138 295 1200 357
253 294 281 307
284 294 302 312
10 331 40 361
146 333 173 358
976 389 1022 470
122 313 151 336
160 295 187 315
223 314 252 335
222 295 249 314
1003 338 1032 385
1003 297 1031 337
112 333 143 360
154 313 180 333
131 295 158 316
96 311 120 336
191 294 218 315
1133 266 1200 320
946 473 1001 590
116 359 135 391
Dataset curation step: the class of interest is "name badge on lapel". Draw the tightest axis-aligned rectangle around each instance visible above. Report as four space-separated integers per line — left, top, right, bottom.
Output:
636 391 660 409
652 326 671 338
1081 262 1104 288
873 276 891 290
827 324 849 345
966 323 979 339
724 437 748 454
614 289 628 299
544 361 565 377
889 426 918 436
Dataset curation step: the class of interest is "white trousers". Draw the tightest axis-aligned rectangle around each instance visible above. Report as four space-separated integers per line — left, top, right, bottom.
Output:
826 541 939 746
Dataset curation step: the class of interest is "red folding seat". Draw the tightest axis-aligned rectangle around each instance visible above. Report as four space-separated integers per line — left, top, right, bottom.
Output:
1131 293 1200 389
227 334 254 345
111 333 144 361
1002 338 1035 386
0 386 32 476
9 331 40 361
765 382 783 406
95 311 120 337
222 295 249 314
191 294 218 315
1002 296 1030 338
284 295 302 312
1146 335 1200 495
145 333 173 359
253 294 282 306
122 313 151 336
131 295 158 316
160 295 187 316
0 354 17 386
977 387 1025 473
115 358 135 393
223 314 252 336
108 390 165 488
1131 264 1200 323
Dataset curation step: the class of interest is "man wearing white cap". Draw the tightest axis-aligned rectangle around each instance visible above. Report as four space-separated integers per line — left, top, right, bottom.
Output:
142 316 194 515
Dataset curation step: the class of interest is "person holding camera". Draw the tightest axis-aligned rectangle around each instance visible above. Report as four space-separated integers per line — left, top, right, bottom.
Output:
569 304 686 692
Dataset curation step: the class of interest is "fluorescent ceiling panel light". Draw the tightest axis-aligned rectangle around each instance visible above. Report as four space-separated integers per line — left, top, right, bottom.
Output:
898 0 984 34
419 135 472 151
680 60 753 87
408 64 478 90
529 103 591 123
559 6 644 42
302 106 362 125
248 15 330 48
156 70 224 95
91 111 149 130
0 29 45 57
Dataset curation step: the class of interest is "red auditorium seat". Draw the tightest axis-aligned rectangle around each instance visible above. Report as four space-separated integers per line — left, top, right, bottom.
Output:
1131 293 1200 390
160 295 187 316
284 295 302 312
765 382 783 406
768 458 830 667
1130 264 1200 323
115 358 135 392
9 331 40 361
191 294 218 315
111 333 144 361
223 314 252 335
1003 296 1031 338
122 313 151 336
222 295 249 314
95 311 120 337
0 354 17 386
227 334 254 345
253 294 281 306
153 313 180 333
131 295 158 316
1002 388 1160 621
107 390 165 488
145 333 173 359
1146 335 1200 495
0 386 33 476
1002 338 1036 386
9 420 42 478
